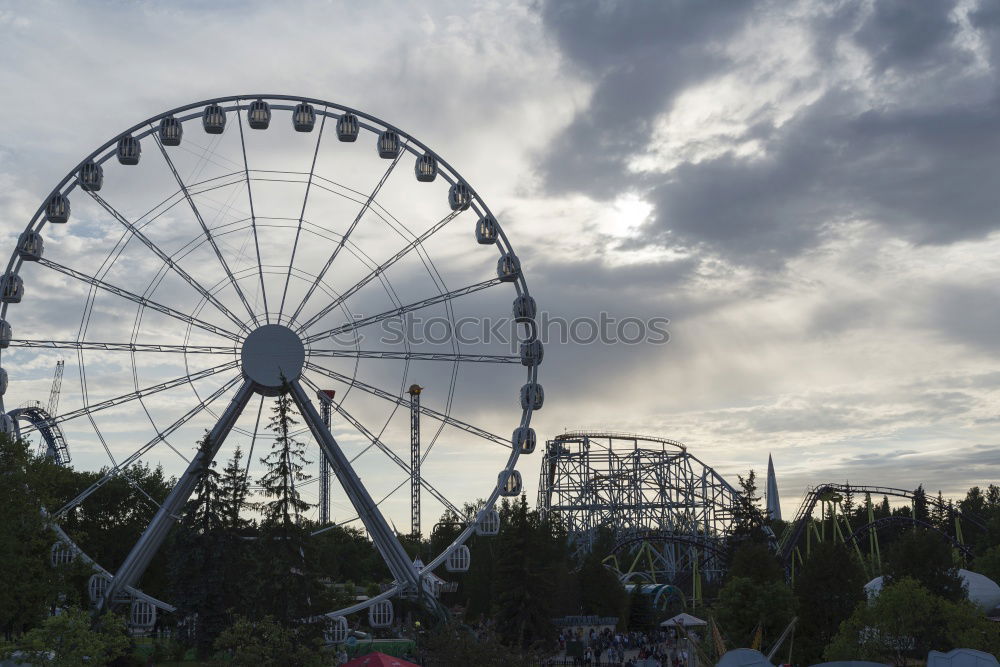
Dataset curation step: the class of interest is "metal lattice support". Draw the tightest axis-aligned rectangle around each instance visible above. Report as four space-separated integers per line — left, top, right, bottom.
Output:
538 432 749 583
317 389 335 525
409 384 422 537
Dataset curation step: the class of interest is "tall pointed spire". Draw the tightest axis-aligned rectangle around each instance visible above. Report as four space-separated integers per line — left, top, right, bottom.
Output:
766 453 782 521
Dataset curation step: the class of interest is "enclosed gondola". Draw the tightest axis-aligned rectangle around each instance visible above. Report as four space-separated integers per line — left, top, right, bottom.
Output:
476 508 501 536
50 541 74 567
497 253 520 282
475 214 497 244
247 98 271 129
130 600 156 630
88 573 110 604
377 129 400 159
498 469 523 497
325 616 349 643
415 152 437 182
512 295 536 322
520 340 543 367
368 599 393 628
45 194 70 224
0 414 15 436
337 113 359 141
292 102 316 132
445 545 471 572
520 382 544 410
0 367 7 395
159 116 183 146
78 160 104 192
0 319 10 348
202 104 227 134
448 181 473 211
116 135 141 165
16 231 44 261
1 273 23 303
512 427 536 454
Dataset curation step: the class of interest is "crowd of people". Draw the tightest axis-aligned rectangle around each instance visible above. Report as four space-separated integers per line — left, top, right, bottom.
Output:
554 627 694 667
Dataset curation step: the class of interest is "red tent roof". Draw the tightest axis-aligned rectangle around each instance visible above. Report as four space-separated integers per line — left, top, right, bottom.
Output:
342 652 420 667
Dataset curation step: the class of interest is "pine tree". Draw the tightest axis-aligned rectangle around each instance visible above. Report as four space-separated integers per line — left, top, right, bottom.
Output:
256 386 314 625
171 433 229 657
259 388 311 533
912 485 929 523
220 446 250 532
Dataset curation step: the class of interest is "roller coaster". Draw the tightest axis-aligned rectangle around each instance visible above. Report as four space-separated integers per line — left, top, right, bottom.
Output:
778 483 984 579
538 431 776 598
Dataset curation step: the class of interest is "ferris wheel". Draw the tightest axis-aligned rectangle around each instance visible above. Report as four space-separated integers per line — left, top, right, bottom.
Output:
0 95 543 625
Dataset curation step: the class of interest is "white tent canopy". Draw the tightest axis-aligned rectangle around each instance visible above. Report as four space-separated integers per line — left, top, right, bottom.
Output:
660 612 707 628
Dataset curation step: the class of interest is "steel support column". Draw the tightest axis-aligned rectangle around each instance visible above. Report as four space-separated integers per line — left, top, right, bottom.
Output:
288 380 418 592
101 381 255 610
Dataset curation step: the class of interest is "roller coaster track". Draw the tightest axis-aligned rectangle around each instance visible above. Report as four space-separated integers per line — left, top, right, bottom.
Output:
844 516 972 559
779 483 984 563
10 402 71 466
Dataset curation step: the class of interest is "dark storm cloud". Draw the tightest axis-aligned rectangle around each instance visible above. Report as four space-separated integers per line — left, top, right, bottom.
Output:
643 90 1000 263
537 0 761 198
539 0 1000 267
854 0 962 72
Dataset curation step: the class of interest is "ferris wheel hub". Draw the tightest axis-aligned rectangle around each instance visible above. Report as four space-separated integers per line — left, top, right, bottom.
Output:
240 324 305 395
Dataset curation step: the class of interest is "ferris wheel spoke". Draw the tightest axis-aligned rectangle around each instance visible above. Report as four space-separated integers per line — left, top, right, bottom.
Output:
289 146 407 325
36 257 241 342
299 374 462 517
302 277 502 345
53 374 243 519
235 104 270 322
102 380 255 610
153 132 261 328
41 361 240 429
278 110 328 321
6 339 237 354
295 209 463 334
86 191 251 333
307 348 518 363
303 361 510 448
287 379 420 591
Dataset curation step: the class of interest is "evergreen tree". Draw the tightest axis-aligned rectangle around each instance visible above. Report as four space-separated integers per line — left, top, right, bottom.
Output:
841 483 855 519
494 496 555 649
912 485 929 523
792 541 866 663
170 433 230 657
933 491 947 531
219 446 250 532
883 529 965 602
256 386 314 624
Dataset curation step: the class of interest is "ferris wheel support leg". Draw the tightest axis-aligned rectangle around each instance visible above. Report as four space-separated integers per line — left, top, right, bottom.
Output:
99 381 255 613
288 379 420 593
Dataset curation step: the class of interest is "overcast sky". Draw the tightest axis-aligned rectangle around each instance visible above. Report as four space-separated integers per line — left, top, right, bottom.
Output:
2 0 1000 525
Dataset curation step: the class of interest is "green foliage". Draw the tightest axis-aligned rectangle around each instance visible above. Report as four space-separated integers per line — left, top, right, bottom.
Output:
728 542 784 584
974 544 1000 584
711 576 795 649
883 528 965 601
419 622 537 666
494 496 558 649
793 541 866 664
9 607 129 667
824 578 1000 664
214 615 325 666
626 586 655 633
0 435 86 639
170 443 251 657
